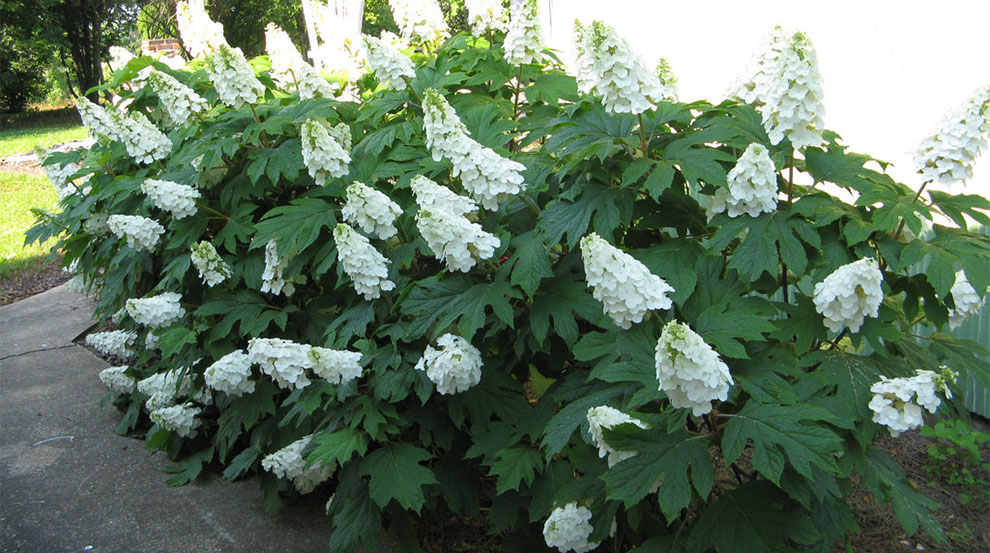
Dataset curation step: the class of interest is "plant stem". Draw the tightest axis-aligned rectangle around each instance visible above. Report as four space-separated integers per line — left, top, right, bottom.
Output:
891 180 930 242
827 329 849 351
518 193 541 215
638 113 650 157
197 202 229 220
249 103 261 123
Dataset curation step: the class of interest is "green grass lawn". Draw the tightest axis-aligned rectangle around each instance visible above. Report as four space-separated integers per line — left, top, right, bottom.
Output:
0 172 60 277
0 124 88 157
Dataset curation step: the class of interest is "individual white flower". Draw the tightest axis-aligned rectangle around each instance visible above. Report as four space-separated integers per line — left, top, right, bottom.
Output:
707 143 779 219
76 97 121 141
99 366 137 393
390 0 448 47
85 330 137 359
107 215 165 251
869 368 955 437
261 240 294 296
503 0 542 66
361 34 415 91
580 233 674 329
416 208 500 272
265 23 334 99
332 224 395 300
247 337 313 390
146 69 209 127
175 0 227 58
655 58 679 102
141 178 200 219
913 85 990 186
726 26 789 106
342 182 402 239
948 269 983 330
410 175 478 217
261 435 335 493
655 321 734 417
586 406 648 467
414 334 483 395
190 241 232 287
466 0 509 35
204 350 256 396
108 109 173 164
150 402 202 437
145 331 159 351
760 30 825 149
301 119 351 185
812 257 884 333
542 503 599 553
126 292 185 328
573 20 670 115
309 347 363 384
205 43 265 108
44 161 78 199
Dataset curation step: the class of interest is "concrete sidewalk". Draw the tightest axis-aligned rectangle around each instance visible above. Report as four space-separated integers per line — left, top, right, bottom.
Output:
0 285 388 553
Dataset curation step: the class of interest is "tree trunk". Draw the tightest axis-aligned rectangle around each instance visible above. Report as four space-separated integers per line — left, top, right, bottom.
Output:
57 0 104 103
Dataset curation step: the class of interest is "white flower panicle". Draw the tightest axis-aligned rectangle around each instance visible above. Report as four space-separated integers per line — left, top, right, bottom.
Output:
146 69 209 127
309 347 363 384
913 85 990 185
414 334 483 395
586 406 648 467
812 257 884 333
205 43 265 108
141 178 201 219
44 162 78 199
204 350 256 396
86 330 137 359
108 46 135 71
265 23 333 99
301 119 351 185
150 402 202 437
126 292 185 328
176 0 227 58
261 240 294 296
580 233 674 329
422 88 471 157
390 0 448 46
99 366 137 393
416 208 500 272
708 143 779 218
361 34 416 91
107 215 165 251
190 241 232 287
727 26 789 106
573 20 670 115
655 58 679 102
410 175 478 217
542 503 599 553
77 97 120 141
138 369 210 410
247 337 313 390
342 181 402 239
261 435 335 493
83 212 109 236
654 321 734 417
465 0 509 35
332 223 396 300
109 109 173 164
145 331 159 351
948 269 982 330
759 29 826 149
869 368 956 437
503 0 542 66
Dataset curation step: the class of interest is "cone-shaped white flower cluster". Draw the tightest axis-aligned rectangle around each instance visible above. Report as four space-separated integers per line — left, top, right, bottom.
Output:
83 212 109 236
99 366 137 393
416 208 500 272
190 241 231 287
362 34 415 91
141 178 200 219
465 0 508 35
503 0 542 66
150 402 202 437
655 58 679 102
655 321 734 416
261 435 335 493
333 223 395 300
948 269 983 330
261 240 293 296
708 143 779 218
126 292 185 328
247 337 313 389
913 85 990 186
390 0 448 46
342 181 402 239
812 257 883 333
586 406 647 467
44 162 78 199
580 233 674 329
107 215 165 251
86 330 137 359
139 370 210 411
146 69 208 127
422 88 525 209
414 334 483 395
265 23 333 99
543 502 599 553
77 97 120 141
869 368 955 437
309 347 363 384
205 44 265 108
759 29 825 149
175 0 227 58
727 26 789 107
204 350 255 396
573 20 670 115
301 119 351 185
410 175 478 217
109 109 173 164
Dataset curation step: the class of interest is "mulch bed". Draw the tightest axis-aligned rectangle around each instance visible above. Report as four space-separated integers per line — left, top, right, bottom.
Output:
0 255 70 306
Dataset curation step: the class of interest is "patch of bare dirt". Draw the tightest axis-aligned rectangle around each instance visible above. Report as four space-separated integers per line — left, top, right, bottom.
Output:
0 255 71 306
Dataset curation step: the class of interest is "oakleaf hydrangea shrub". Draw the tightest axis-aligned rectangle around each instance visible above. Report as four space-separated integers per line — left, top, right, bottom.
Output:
30 4 990 552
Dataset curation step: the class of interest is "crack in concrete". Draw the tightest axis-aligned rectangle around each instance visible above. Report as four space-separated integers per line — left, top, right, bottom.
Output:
0 344 78 363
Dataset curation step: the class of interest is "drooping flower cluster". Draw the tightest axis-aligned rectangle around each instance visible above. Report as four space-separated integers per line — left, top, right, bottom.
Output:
265 23 333 99
85 330 137 359
913 85 990 186
150 402 202 437
869 368 955 437
146 69 209 127
205 43 266 108
109 109 173 164
812 257 884 333
586 406 648 467
261 435 335 493
654 321 734 416
573 20 670 115
332 223 395 300
76 97 120 142
414 334 483 395
410 175 478 217
44 162 78 199
465 0 509 35
342 181 402 239
580 233 674 329
503 0 542 66
175 0 227 58
141 178 201 219
190 241 231 287
107 215 165 251
422 88 525 209
261 240 293 296
301 119 352 185
204 350 255 396
727 26 789 107
126 292 185 328
389 0 448 47
361 34 415 91
309 347 363 385
138 369 210 411
98 366 137 393
247 337 313 390
708 143 779 218
416 208 500 272
948 269 983 330
542 503 599 553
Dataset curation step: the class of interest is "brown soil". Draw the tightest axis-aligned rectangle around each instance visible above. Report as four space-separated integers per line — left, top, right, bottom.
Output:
0 255 70 306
